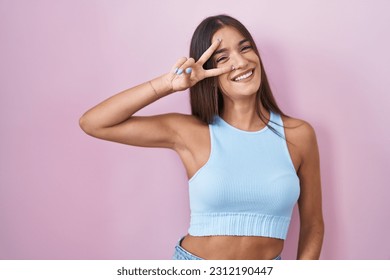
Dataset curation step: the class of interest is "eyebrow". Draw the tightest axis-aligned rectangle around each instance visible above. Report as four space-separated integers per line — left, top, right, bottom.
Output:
213 39 250 57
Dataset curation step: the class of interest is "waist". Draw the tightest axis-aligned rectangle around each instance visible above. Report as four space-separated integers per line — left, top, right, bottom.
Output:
189 212 291 240
180 234 283 260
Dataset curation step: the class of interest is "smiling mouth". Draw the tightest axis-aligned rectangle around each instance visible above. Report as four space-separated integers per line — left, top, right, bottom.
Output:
232 69 254 82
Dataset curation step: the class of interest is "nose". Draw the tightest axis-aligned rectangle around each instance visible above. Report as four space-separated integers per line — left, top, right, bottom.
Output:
230 52 249 69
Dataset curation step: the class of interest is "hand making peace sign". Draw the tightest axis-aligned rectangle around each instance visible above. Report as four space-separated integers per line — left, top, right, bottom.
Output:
166 39 233 92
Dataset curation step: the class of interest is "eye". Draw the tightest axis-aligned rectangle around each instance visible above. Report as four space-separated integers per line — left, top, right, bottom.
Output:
240 45 253 52
216 56 228 63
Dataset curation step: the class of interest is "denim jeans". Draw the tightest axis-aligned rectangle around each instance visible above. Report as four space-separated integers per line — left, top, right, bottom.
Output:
172 236 282 260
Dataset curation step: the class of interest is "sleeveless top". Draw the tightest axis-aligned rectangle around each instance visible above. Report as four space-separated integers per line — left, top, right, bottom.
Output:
188 111 300 240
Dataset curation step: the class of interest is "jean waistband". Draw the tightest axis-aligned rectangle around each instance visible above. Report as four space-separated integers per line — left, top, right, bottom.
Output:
174 236 281 260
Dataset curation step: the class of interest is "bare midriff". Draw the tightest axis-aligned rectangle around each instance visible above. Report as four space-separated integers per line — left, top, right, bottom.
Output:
180 234 284 260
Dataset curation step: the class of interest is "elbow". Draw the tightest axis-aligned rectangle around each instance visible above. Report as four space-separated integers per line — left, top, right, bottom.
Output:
79 114 97 136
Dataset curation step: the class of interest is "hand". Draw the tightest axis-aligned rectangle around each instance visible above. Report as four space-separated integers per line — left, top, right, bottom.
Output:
165 39 232 92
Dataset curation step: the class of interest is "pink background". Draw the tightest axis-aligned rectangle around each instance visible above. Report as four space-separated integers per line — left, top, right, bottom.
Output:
1 0 389 260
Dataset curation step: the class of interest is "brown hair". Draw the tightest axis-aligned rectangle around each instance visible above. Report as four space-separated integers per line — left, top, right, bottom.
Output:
189 15 286 132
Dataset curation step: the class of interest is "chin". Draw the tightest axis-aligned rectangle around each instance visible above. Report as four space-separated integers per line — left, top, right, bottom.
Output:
234 83 261 96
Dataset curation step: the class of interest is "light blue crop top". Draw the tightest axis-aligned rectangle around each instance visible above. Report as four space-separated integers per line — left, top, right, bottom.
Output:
188 111 300 240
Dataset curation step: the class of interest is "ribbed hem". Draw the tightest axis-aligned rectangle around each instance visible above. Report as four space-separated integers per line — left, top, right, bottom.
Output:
188 212 290 240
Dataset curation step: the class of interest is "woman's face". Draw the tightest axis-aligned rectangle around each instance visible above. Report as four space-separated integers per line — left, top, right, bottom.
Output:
211 26 261 99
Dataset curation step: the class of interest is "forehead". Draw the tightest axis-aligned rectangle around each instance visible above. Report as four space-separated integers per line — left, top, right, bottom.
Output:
212 26 246 42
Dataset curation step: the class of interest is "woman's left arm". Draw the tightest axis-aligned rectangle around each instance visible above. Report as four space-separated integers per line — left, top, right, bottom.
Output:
295 122 324 259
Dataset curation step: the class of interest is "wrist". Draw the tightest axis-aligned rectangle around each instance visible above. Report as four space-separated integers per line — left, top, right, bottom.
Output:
150 74 174 97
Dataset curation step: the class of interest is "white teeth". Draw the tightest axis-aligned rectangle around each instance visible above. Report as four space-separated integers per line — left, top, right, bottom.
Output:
234 70 253 81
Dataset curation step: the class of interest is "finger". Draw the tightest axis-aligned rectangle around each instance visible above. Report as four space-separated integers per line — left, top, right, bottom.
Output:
197 38 222 65
204 65 233 78
170 57 188 74
176 58 195 75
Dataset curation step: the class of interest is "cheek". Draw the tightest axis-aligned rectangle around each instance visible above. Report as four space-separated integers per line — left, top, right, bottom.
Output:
217 75 229 91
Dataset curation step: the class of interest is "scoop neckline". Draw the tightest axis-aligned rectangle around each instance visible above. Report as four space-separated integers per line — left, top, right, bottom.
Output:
216 111 273 134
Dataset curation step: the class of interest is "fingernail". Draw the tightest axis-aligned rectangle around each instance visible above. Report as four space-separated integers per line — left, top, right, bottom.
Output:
185 67 192 74
177 68 183 75
217 38 221 42
173 67 178 73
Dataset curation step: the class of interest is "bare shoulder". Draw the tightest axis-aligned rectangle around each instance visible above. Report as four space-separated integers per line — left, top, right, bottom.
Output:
282 116 317 141
282 115 318 159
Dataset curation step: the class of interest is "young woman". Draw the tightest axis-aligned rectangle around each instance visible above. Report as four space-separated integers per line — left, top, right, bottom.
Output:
79 15 324 260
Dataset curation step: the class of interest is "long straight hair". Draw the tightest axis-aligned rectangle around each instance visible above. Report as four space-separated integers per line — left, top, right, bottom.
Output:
189 15 286 133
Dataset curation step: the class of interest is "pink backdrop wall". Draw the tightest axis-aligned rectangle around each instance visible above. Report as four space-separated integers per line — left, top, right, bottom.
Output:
1 0 389 259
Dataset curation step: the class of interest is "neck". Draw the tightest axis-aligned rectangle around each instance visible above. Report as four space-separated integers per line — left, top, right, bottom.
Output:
221 97 269 131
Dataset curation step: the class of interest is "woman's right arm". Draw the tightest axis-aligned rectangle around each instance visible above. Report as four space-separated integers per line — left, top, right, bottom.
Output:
79 39 231 149
79 71 180 149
